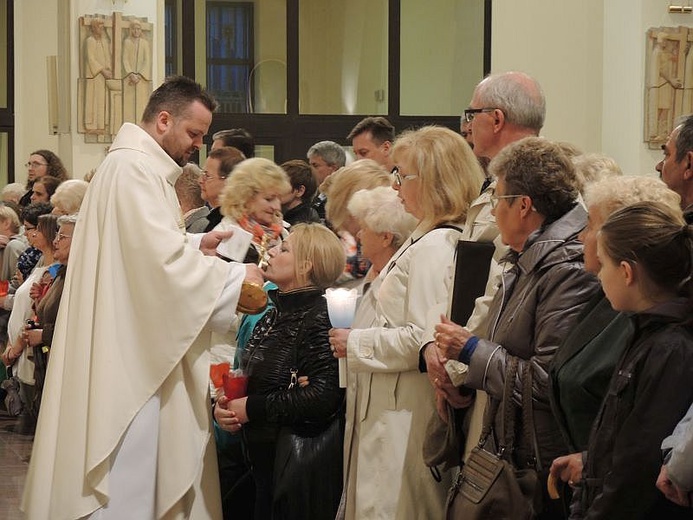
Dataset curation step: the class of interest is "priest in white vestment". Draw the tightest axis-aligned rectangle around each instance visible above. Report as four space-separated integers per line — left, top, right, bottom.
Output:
22 76 259 520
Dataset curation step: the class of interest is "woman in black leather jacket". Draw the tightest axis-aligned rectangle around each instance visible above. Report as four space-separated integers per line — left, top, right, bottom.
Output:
215 223 346 520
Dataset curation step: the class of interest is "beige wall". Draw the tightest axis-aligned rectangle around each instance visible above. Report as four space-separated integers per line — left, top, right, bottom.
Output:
14 0 161 184
492 0 693 176
491 0 605 154
13 0 693 182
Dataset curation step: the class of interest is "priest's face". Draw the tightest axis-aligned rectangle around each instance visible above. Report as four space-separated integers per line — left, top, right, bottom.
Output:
160 100 212 166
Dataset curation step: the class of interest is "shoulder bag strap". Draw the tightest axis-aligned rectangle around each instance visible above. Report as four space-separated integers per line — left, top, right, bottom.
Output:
520 361 540 470
478 356 520 455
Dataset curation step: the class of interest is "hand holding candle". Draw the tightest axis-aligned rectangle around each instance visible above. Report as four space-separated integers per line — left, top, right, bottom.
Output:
325 287 358 388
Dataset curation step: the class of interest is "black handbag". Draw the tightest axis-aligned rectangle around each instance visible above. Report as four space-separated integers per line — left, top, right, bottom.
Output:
446 358 542 520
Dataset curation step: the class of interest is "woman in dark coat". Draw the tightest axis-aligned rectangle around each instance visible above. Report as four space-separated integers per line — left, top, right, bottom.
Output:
554 202 693 519
214 223 346 520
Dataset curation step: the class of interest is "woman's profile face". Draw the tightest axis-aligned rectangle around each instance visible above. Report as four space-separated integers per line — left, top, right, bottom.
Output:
357 222 387 263
246 189 282 226
53 224 74 264
596 236 629 312
33 226 51 253
23 220 37 247
392 151 423 220
264 235 300 291
579 205 605 275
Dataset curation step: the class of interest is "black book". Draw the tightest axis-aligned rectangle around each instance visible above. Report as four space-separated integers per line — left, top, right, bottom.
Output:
449 240 495 326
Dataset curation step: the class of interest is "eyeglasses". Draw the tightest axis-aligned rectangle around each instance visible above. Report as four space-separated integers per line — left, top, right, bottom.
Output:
55 233 72 242
489 191 525 209
201 171 226 181
463 107 498 123
391 166 418 187
25 161 48 169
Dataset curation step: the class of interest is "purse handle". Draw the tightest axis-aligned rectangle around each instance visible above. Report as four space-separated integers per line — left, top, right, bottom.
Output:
478 356 538 469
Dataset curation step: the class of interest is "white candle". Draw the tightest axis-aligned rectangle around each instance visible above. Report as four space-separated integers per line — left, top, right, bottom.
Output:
325 288 358 388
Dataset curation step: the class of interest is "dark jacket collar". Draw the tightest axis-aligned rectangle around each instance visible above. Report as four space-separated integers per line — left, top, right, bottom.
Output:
505 203 587 274
631 297 693 329
270 286 325 313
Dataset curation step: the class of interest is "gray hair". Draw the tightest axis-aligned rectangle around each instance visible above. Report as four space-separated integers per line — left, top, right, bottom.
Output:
57 213 79 227
475 71 546 133
1 183 26 203
572 153 622 190
584 176 680 217
347 187 418 250
307 141 346 168
675 115 693 162
50 179 89 215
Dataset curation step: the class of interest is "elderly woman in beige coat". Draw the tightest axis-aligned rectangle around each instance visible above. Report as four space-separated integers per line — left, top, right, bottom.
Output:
329 126 483 519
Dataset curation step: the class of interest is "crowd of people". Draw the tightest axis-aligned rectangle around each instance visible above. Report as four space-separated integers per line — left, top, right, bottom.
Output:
0 73 690 520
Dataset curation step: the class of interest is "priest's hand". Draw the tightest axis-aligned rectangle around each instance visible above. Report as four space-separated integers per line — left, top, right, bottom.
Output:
214 395 244 434
200 230 234 256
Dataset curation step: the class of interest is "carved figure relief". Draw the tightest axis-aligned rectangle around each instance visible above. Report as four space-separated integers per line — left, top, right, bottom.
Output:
645 27 688 149
78 13 153 143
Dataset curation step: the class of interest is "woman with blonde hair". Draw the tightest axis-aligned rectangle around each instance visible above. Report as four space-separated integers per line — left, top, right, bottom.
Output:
329 125 483 519
322 159 391 284
323 159 390 234
216 223 346 520
218 157 291 264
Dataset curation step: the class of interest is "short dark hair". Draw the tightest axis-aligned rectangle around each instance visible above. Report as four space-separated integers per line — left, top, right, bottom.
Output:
675 115 693 163
207 146 246 179
212 128 255 158
20 202 53 226
35 176 62 199
31 150 70 182
141 76 218 123
347 116 395 144
281 160 317 203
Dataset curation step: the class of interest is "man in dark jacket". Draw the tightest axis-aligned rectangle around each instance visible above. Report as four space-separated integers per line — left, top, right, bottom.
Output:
280 160 320 226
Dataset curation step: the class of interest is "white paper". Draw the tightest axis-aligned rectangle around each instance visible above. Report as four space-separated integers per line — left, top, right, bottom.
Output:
216 224 253 262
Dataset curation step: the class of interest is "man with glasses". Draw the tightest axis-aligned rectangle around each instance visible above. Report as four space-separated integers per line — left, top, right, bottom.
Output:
422 71 548 461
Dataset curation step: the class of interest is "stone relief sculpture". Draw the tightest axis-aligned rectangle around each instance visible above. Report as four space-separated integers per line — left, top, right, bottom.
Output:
645 27 688 149
122 20 152 124
78 13 153 143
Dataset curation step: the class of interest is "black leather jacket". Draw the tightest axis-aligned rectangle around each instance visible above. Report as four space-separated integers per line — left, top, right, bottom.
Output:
242 287 344 442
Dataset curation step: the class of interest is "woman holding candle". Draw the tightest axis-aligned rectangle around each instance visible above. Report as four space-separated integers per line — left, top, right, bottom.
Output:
337 186 418 519
214 223 346 520
329 126 484 519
